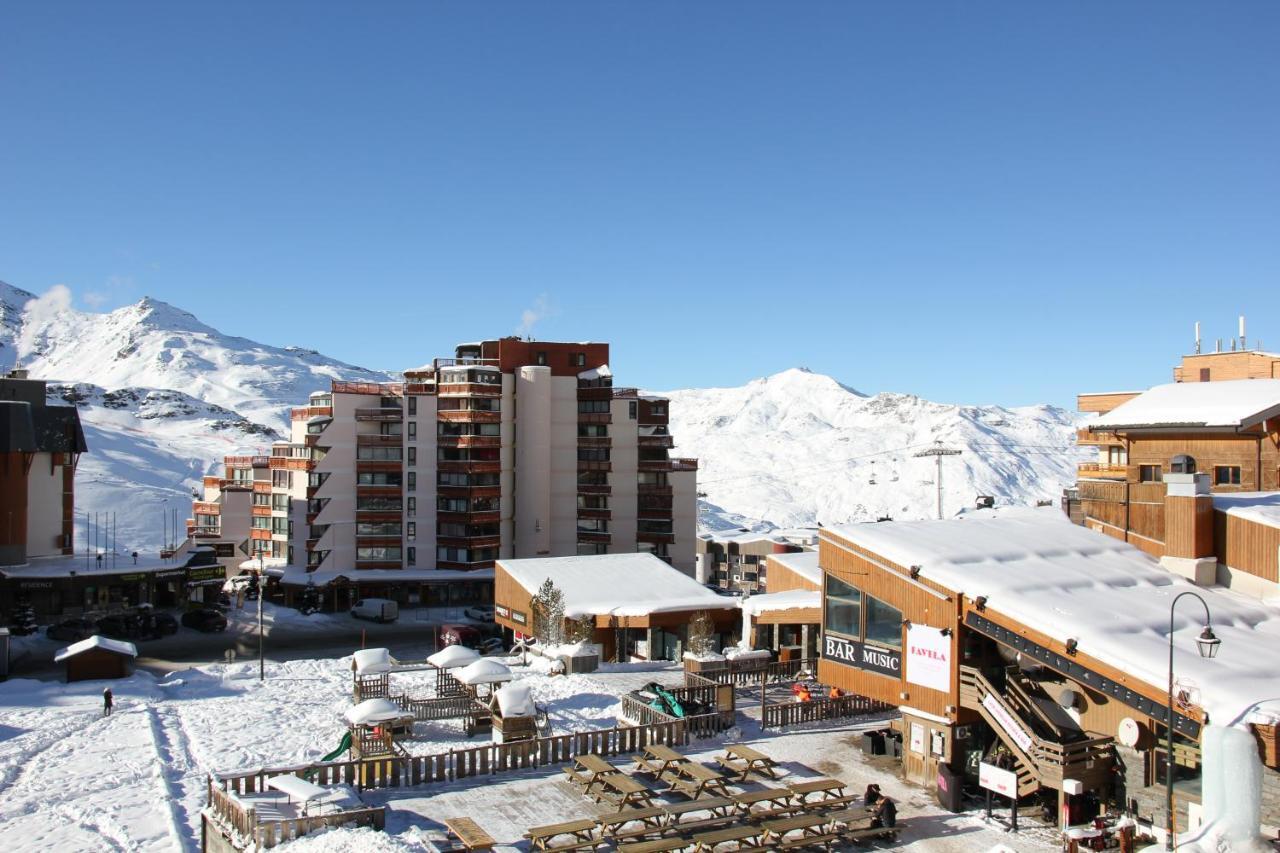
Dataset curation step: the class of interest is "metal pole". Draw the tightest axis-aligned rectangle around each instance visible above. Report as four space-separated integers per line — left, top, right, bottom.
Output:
1011 793 1017 833
258 552 265 681
1166 591 1213 851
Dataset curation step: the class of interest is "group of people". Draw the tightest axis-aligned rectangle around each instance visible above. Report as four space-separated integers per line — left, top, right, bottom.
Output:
790 681 845 703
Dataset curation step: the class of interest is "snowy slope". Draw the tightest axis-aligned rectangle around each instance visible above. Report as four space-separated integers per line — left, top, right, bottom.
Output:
656 368 1086 532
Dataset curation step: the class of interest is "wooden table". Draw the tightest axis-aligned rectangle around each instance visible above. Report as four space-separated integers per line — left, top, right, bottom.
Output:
599 773 657 809
443 816 496 851
688 824 764 852
759 813 835 846
597 806 668 841
574 755 622 799
525 818 600 852
618 838 690 853
787 778 847 804
670 763 731 799
663 797 737 824
731 787 797 817
716 745 780 781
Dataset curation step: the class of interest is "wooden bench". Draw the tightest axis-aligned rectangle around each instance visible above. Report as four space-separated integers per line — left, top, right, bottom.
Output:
715 745 780 782
443 816 496 852
618 838 691 853
632 754 668 776
597 806 668 842
731 788 799 820
563 767 592 788
760 814 838 850
841 824 901 845
525 818 601 852
688 824 766 851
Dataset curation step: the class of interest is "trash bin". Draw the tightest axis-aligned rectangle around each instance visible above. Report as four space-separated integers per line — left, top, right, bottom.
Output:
861 730 886 756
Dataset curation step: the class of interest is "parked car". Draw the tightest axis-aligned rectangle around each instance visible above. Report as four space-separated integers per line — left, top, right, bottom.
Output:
181 608 228 632
149 611 179 637
350 598 398 623
46 617 96 642
439 623 483 649
464 604 496 622
95 614 138 640
478 637 505 655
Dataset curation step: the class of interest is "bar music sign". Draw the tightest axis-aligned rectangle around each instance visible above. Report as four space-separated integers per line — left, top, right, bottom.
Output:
822 633 901 678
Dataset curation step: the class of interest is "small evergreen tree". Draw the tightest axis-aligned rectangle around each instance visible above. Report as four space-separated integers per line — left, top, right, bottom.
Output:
565 614 595 645
530 578 566 646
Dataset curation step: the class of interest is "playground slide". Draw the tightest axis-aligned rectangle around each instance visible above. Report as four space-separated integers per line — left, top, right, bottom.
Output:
320 731 353 762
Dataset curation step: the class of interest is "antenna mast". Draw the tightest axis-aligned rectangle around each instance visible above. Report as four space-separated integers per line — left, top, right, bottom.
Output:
914 441 963 520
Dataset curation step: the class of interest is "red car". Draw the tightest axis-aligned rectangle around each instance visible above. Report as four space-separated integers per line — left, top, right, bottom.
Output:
438 623 483 649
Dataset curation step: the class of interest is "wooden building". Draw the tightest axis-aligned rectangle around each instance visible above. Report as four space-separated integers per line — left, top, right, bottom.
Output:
494 552 739 662
739 550 822 660
55 635 138 682
815 509 1280 836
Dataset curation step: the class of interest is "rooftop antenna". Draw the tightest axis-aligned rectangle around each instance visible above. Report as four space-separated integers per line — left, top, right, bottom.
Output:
1194 321 1201 355
914 441 963 520
1239 315 1247 351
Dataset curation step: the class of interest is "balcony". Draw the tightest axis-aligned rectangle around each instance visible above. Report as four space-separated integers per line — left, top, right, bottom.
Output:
577 436 612 448
355 560 403 570
437 559 496 571
1076 428 1120 447
638 459 674 472
355 484 402 496
357 434 403 446
638 435 675 449
437 409 501 423
226 455 271 467
1077 462 1128 480
437 535 502 550
437 383 502 398
577 508 612 521
193 501 220 516
436 485 502 500
577 531 611 544
355 407 403 421
269 456 313 471
290 405 333 421
636 530 675 544
356 460 403 473
437 460 501 475
437 510 501 525
354 510 402 522
251 505 273 518
638 483 672 495
436 435 501 449
250 529 273 541
578 412 611 425
577 460 612 473
577 484 612 495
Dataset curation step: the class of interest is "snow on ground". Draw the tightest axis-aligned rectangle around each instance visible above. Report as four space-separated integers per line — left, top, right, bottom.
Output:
0 651 1065 853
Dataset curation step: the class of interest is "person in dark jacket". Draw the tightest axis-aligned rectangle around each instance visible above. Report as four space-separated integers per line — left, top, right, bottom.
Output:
870 795 897 829
864 783 882 806
103 687 114 717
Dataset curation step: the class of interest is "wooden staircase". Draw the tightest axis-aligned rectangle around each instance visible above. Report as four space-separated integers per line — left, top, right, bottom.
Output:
960 665 1115 799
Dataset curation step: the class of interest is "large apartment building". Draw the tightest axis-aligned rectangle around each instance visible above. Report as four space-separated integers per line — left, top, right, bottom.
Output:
0 370 86 566
195 338 699 609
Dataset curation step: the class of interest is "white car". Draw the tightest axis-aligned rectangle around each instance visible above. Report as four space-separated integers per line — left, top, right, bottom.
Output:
350 598 399 623
464 605 496 622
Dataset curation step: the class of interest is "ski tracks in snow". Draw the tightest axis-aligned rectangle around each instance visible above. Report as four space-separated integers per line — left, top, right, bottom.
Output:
144 704 203 853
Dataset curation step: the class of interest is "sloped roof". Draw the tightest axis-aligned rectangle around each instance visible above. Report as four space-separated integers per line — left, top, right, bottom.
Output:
1091 379 1280 430
54 635 138 663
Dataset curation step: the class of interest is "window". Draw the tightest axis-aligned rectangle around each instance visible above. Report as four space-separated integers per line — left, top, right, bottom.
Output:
407 421 417 440
288 545 294 565
357 522 402 536
1139 465 1163 483
649 403 667 416
577 543 608 556
629 401 637 420
272 470 290 487
357 446 403 461
579 424 608 437
1214 466 1242 486
536 351 547 366
578 518 608 533
578 447 611 462
824 575 862 638
572 352 586 367
380 422 402 436
863 595 904 650
357 546 401 561
407 447 417 465
272 493 289 511
271 517 289 535
577 400 610 413
357 471 402 486
407 547 416 566
1107 446 1127 466
407 497 416 516
252 492 271 506
356 496 402 512
407 522 416 537
1199 368 1210 382
407 471 416 492
251 516 270 530
407 397 417 415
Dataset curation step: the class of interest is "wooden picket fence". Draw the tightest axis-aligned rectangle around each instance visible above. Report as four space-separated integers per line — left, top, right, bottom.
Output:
690 658 808 687
390 692 487 722
761 692 894 731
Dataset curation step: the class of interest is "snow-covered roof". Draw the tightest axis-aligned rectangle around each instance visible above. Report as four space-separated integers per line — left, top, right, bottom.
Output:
577 364 611 381
279 565 494 586
825 509 1280 726
497 553 739 618
352 648 392 675
344 698 408 726
266 775 329 802
493 682 536 717
1091 379 1280 430
238 556 288 571
1212 492 1280 533
426 645 480 669
455 659 513 685
766 550 821 588
741 589 821 617
2 552 188 579
54 635 138 663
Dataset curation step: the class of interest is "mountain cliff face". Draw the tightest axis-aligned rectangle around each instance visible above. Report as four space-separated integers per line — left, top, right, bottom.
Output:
657 367 1085 532
2 281 1082 552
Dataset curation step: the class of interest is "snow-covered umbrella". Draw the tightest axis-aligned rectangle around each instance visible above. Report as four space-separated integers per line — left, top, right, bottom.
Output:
455 658 513 686
427 645 480 670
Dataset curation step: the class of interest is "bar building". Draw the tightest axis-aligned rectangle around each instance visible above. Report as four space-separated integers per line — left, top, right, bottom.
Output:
815 508 1280 835
208 338 699 608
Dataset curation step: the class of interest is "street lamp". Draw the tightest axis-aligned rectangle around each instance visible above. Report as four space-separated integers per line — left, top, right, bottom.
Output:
1165 591 1221 850
257 550 265 681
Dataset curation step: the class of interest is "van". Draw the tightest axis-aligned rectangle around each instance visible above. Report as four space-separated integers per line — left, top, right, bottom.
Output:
350 598 399 623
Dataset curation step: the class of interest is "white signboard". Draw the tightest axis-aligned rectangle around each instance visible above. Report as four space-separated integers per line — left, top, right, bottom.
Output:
909 722 925 754
981 693 1034 753
979 761 1018 798
905 625 952 692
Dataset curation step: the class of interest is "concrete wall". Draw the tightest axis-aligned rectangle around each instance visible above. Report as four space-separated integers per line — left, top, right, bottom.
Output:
670 469 697 576
609 397 638 553
26 452 64 558
549 376 578 556
514 366 552 557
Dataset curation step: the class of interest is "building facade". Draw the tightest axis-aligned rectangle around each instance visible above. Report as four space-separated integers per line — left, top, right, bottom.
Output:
197 338 699 608
695 529 814 593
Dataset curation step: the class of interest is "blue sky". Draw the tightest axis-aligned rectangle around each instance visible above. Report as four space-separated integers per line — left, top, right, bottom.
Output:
2 2 1277 407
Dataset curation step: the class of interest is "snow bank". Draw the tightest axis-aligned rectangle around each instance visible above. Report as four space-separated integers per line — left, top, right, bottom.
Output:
1213 492 1280 534
493 683 536 717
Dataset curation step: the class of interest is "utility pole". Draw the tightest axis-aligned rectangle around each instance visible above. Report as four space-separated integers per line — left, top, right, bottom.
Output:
258 550 266 681
914 442 963 520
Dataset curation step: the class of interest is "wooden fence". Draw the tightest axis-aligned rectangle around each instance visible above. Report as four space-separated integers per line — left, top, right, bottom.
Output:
390 692 487 722
690 658 808 687
761 692 894 731
204 777 386 850
619 686 736 738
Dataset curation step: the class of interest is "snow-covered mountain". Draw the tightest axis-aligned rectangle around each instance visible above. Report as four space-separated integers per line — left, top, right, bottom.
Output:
2 280 1083 554
656 368 1086 533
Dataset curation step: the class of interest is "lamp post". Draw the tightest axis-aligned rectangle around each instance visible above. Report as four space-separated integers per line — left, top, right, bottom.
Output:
257 548 264 681
1165 591 1221 850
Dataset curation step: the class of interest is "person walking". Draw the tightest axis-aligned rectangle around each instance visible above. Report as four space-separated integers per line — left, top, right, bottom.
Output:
102 687 114 717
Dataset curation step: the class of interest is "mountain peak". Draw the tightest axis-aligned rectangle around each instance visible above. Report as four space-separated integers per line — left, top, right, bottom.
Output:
116 295 215 335
759 367 867 398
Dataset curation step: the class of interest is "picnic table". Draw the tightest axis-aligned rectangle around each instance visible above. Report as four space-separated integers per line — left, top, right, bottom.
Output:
525 818 601 852
635 744 689 779
759 813 838 849
716 745 780 781
598 773 657 808
618 838 690 853
731 787 798 818
443 816 496 852
668 763 732 799
786 778 848 805
572 754 622 799
689 823 765 852
597 806 668 841
662 796 738 829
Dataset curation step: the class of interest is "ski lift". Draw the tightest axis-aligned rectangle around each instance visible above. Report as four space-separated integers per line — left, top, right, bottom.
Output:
890 471 899 482
868 462 877 486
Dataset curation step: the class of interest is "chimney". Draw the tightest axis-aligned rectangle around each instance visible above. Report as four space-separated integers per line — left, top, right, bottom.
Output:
1239 315 1247 351
1194 321 1201 355
1159 457 1217 585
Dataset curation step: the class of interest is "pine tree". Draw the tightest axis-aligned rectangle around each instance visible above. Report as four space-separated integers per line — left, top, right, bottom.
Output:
530 578 566 646
687 610 716 657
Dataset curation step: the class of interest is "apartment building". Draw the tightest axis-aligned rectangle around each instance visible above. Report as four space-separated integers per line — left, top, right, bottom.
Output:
1073 341 1280 595
187 453 278 570
0 370 86 566
695 529 816 592
224 338 698 610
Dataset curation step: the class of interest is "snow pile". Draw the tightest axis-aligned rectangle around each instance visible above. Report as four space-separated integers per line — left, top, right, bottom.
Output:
352 648 393 675
345 699 407 726
493 682 536 717
656 367 1086 533
1092 379 1280 429
455 659 512 686
52 634 138 662
765 550 822 588
740 589 820 616
426 645 480 669
498 552 738 618
828 508 1280 727
1212 492 1280 534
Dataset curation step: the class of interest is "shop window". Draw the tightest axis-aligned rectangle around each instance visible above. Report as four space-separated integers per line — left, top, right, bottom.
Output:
1214 466 1241 486
824 575 862 638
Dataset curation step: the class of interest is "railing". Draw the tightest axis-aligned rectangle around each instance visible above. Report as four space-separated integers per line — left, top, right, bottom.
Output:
391 693 488 722
193 502 220 515
1077 462 1128 479
290 405 333 421
332 381 403 395
355 408 403 421
671 458 698 471
690 658 808 687
253 806 385 849
761 693 895 731
618 694 734 739
1075 428 1119 446
225 455 272 467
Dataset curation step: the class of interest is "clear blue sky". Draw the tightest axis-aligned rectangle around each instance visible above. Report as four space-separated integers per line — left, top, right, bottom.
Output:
2 2 1277 407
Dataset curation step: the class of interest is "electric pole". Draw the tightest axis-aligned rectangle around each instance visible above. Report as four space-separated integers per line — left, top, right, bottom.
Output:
914 442 963 520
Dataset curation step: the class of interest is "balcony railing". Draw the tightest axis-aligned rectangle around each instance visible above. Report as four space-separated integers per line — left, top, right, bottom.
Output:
332 381 403 395
437 409 501 423
437 383 503 398
1076 428 1120 446
436 435 501 449
225 455 271 467
577 484 612 495
577 412 611 425
290 405 333 421
269 456 313 471
355 407 403 421
1077 463 1128 480
357 434 404 446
